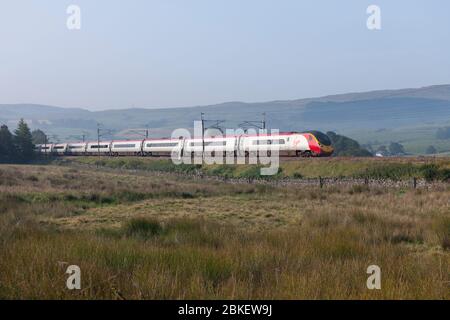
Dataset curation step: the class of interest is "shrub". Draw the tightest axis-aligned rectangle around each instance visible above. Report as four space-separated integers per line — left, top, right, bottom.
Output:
117 191 148 202
123 218 163 239
208 165 235 178
439 169 450 182
180 192 195 199
292 172 303 179
420 164 440 182
357 163 419 180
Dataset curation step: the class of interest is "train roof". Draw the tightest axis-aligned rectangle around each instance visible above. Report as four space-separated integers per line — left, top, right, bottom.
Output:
62 131 329 144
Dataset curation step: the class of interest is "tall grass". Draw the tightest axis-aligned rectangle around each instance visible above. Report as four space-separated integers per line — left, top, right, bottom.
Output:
0 163 448 299
0 214 448 299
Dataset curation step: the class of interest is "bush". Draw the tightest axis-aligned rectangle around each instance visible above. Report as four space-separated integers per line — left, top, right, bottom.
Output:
292 172 303 179
439 169 450 182
208 165 236 178
420 164 440 182
117 191 148 202
356 163 418 180
123 218 163 239
326 131 372 157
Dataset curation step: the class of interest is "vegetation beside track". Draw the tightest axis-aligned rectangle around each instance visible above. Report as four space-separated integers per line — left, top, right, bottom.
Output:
62 156 450 181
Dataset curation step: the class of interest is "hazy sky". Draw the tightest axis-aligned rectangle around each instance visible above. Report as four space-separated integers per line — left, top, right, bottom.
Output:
1 0 449 110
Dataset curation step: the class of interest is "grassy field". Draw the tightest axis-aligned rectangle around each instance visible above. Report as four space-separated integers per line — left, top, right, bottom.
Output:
0 160 449 299
347 125 450 155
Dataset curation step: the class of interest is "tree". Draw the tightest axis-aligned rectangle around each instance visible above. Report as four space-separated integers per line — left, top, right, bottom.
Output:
0 125 15 163
426 145 437 155
14 119 35 162
326 131 372 157
388 142 405 155
362 143 374 153
31 129 47 144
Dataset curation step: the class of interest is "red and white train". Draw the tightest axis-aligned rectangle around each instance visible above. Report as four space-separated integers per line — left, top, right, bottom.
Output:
36 131 334 157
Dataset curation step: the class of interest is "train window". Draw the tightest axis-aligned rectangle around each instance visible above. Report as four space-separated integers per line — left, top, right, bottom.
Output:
204 141 226 146
190 141 228 147
146 142 178 148
113 144 136 148
253 140 269 145
253 139 285 145
190 142 203 147
69 146 83 149
53 146 65 150
90 145 109 149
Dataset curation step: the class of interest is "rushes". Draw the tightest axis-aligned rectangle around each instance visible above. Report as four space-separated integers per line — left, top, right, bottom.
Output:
1 214 448 299
0 163 449 299
433 217 450 250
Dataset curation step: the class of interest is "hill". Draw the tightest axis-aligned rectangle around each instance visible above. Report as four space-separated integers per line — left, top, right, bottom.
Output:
1 85 450 154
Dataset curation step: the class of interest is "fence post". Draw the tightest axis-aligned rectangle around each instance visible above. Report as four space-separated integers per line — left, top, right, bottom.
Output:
412 177 417 189
319 176 324 189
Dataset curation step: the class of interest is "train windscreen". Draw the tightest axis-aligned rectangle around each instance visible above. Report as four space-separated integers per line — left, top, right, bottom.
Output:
310 131 332 146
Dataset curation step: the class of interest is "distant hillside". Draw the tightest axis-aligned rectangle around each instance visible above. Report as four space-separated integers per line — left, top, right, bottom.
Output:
1 84 450 154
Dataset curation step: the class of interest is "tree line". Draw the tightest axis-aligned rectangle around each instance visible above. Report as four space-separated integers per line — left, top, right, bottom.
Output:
0 119 47 163
326 131 373 157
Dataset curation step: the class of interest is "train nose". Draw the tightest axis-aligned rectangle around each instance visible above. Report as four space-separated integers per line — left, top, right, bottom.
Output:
321 145 334 156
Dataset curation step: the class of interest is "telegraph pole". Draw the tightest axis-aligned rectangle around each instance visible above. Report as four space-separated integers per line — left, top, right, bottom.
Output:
239 113 267 132
97 123 100 156
198 113 226 162
262 112 266 130
44 134 48 157
95 124 114 156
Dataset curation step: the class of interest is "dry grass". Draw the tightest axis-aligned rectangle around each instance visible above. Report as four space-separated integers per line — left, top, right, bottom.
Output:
0 164 449 299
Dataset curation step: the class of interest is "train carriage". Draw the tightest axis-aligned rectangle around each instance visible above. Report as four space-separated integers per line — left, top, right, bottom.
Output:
67 142 87 155
242 133 296 157
185 136 237 158
85 141 112 155
110 140 144 156
36 144 54 154
52 143 69 155
142 139 182 157
36 131 334 158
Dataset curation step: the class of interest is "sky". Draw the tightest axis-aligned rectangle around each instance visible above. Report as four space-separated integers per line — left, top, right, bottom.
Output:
0 0 449 110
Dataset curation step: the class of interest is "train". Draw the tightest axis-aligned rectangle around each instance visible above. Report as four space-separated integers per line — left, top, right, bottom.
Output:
35 131 334 158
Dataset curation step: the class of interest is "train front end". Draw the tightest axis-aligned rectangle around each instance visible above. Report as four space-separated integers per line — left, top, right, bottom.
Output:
304 131 334 157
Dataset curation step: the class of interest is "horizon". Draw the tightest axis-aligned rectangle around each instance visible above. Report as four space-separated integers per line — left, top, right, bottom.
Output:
2 83 449 112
